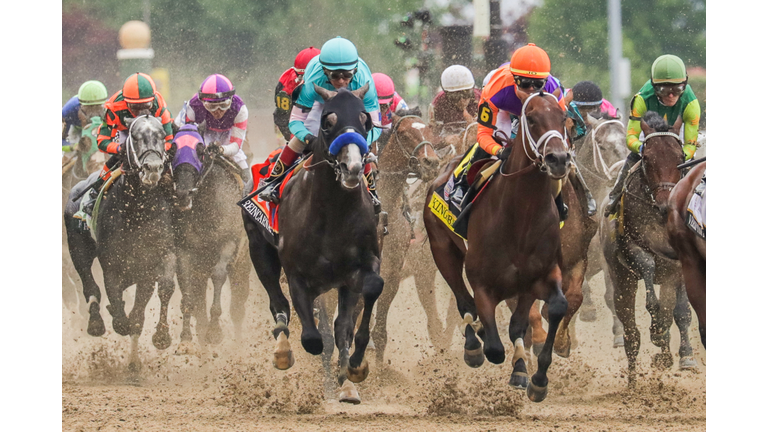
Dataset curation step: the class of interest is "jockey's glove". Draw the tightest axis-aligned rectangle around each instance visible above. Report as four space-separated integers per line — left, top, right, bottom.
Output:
206 142 223 155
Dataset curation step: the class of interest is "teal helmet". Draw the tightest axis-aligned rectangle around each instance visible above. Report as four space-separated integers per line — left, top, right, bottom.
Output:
651 55 687 84
319 36 359 71
78 80 108 106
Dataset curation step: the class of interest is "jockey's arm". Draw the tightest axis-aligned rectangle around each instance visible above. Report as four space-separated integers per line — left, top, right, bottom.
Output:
221 104 248 157
476 99 503 156
288 104 313 144
682 99 701 160
97 110 122 154
157 106 174 151
626 95 647 154
362 81 382 145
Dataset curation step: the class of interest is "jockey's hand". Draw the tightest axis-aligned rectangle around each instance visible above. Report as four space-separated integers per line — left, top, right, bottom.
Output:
207 142 223 155
495 147 504 158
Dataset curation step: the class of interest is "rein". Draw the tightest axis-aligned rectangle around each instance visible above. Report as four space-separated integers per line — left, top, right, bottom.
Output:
384 115 437 180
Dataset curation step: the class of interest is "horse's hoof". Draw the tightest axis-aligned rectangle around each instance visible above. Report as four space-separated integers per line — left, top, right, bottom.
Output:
112 316 131 336
175 340 198 356
652 352 674 370
300 331 323 356
87 303 106 337
532 342 545 357
347 359 369 383
508 372 529 390
463 347 485 368
338 379 361 405
205 324 224 345
679 356 698 370
152 328 171 351
579 305 597 322
367 338 376 350
613 335 625 348
527 380 548 402
273 332 295 370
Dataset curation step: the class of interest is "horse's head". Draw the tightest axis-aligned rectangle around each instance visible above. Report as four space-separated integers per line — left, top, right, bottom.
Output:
582 114 628 180
314 84 372 190
124 115 168 187
386 114 441 181
170 124 207 210
639 111 685 213
517 91 572 179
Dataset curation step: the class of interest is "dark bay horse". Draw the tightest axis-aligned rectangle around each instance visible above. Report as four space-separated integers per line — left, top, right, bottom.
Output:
667 161 706 347
600 111 698 387
242 85 383 404
64 115 175 378
171 125 251 351
424 92 573 402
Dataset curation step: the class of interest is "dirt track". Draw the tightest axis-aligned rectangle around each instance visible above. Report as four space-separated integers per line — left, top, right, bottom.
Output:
62 262 705 431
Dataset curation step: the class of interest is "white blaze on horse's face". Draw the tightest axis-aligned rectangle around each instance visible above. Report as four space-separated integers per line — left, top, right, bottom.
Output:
338 143 363 190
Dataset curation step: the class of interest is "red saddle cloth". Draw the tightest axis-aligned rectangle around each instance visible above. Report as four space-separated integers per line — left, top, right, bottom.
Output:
246 151 296 234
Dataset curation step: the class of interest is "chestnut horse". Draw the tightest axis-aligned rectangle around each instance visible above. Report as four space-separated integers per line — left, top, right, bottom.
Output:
600 111 698 387
424 92 572 402
667 161 706 347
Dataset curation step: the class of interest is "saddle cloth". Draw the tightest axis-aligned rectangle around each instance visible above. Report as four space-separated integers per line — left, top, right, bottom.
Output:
686 172 706 239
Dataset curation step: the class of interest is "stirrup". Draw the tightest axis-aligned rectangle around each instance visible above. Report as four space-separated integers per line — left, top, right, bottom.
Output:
258 182 281 204
603 195 619 217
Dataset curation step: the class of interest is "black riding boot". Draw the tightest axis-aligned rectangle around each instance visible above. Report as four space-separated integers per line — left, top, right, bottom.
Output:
604 152 641 217
258 160 287 204
365 170 382 215
555 192 569 222
571 164 597 216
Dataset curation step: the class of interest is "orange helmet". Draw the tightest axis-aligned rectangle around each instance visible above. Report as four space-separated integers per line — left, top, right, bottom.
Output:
122 72 157 103
509 43 551 78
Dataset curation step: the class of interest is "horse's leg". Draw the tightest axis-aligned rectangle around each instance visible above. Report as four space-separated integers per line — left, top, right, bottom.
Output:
474 286 504 365
289 277 323 356
674 282 698 369
348 272 383 384
650 280 676 370
519 300 546 356
425 218 482 367
508 293 536 390
176 250 196 348
315 293 337 397
554 261 586 358
228 243 251 342
579 238 602 322
603 266 625 347
335 286 362 404
413 264 450 353
245 223 290 338
103 272 130 336
66 227 104 336
613 269 641 387
528 266 568 402
370 241 406 365
681 256 706 349
152 253 176 350
206 241 237 345
127 280 154 337
191 272 210 338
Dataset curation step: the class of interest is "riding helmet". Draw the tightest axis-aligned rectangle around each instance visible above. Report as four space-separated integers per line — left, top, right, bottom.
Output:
651 55 687 84
571 81 603 106
122 72 157 104
78 80 108 106
319 36 359 71
509 43 551 78
440 65 475 92
294 47 321 74
372 73 396 104
198 74 235 101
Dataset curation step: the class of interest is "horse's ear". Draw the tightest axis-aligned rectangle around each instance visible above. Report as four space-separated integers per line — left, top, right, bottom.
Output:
196 142 205 158
314 84 337 101
585 113 599 127
640 118 652 137
363 112 373 132
351 82 369 100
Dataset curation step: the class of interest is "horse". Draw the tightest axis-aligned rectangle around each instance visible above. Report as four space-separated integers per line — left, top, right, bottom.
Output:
599 111 698 387
667 161 706 347
424 91 574 402
171 125 251 351
242 85 383 404
64 115 176 379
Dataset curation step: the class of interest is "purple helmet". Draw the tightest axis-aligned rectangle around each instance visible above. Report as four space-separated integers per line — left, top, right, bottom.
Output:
198 74 235 101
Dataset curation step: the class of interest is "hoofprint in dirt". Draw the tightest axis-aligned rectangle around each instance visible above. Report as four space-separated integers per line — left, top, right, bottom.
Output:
63 265 704 430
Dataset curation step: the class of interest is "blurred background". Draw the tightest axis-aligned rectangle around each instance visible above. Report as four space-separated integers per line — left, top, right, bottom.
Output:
62 0 705 158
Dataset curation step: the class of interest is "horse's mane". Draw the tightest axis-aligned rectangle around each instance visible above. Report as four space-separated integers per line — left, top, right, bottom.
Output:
642 111 670 132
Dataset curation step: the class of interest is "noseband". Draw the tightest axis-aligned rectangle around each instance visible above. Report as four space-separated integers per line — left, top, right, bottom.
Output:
125 115 168 175
516 93 569 171
637 131 685 208
587 119 624 180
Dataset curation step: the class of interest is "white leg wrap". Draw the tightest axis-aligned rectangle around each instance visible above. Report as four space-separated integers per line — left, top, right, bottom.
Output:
512 338 526 365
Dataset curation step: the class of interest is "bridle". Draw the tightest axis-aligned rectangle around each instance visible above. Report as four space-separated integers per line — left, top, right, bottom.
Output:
627 131 685 209
382 115 438 181
124 115 168 175
584 119 624 180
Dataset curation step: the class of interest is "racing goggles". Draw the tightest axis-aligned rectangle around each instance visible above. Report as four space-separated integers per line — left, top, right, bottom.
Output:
127 101 153 113
324 68 356 81
203 98 232 112
653 83 686 98
514 76 547 91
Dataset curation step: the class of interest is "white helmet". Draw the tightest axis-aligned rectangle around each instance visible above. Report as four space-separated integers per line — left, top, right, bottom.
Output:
441 65 475 92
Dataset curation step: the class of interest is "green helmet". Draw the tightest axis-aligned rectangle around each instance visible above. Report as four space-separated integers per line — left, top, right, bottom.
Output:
319 36 359 71
78 80 108 106
651 55 687 84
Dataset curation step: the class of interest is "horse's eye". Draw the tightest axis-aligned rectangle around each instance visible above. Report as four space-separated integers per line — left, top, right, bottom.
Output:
325 113 338 129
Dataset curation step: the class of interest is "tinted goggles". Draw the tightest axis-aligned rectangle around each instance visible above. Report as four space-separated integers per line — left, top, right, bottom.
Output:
127 101 153 113
514 76 547 91
324 68 356 81
203 98 232 112
653 83 686 97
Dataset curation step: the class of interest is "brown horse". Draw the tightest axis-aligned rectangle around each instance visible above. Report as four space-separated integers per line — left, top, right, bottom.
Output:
600 111 698 387
667 161 706 347
424 92 572 402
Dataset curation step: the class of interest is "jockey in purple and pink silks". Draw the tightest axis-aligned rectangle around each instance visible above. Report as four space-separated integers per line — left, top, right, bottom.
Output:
174 74 251 182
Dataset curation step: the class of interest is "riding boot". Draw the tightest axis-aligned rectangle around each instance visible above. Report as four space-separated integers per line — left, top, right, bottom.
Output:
365 169 382 215
604 152 641 217
555 192 569 222
258 146 300 204
571 164 597 216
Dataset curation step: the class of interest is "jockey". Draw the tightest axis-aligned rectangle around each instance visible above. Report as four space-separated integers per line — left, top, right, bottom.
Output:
565 81 620 120
62 80 108 151
174 73 251 182
259 36 382 209
76 73 173 219
373 72 409 130
428 65 482 137
604 54 701 216
274 46 321 142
